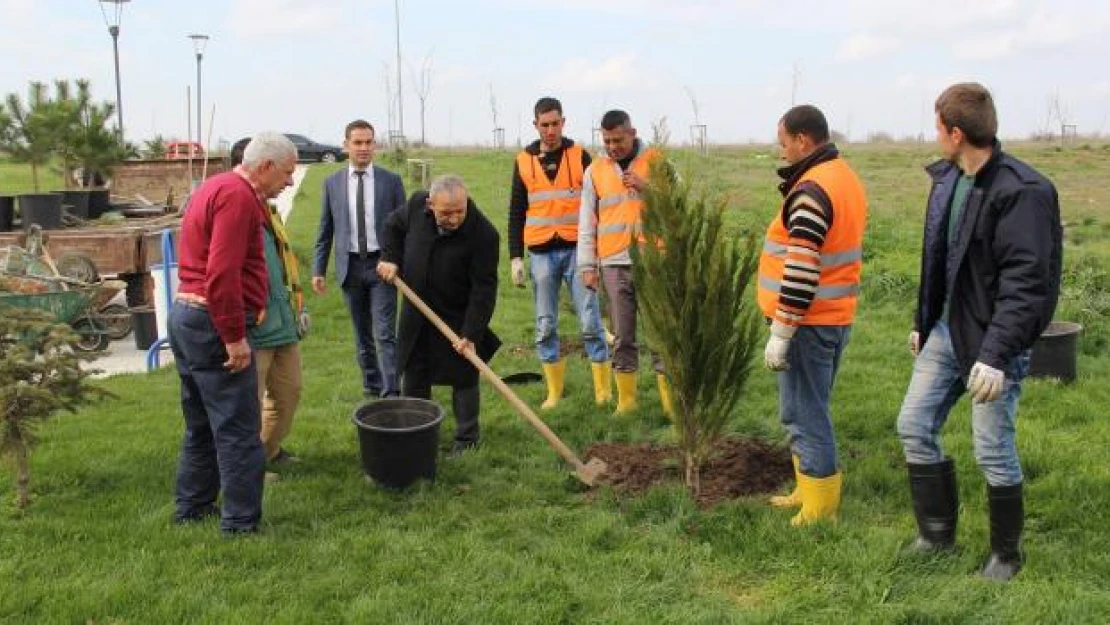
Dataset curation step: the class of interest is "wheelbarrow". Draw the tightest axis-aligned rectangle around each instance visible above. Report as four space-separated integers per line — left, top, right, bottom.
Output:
0 276 126 352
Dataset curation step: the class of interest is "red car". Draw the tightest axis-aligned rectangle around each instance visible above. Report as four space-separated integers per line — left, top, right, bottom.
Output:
164 141 205 160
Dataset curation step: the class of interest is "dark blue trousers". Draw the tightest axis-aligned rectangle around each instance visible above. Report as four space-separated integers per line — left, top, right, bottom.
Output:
341 252 399 396
169 303 265 532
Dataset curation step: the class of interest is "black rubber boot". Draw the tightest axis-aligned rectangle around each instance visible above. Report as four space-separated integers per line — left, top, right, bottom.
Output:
980 483 1024 582
907 458 959 551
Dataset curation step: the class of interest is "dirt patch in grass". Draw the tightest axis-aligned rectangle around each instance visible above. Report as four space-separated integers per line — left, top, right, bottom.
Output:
584 437 793 508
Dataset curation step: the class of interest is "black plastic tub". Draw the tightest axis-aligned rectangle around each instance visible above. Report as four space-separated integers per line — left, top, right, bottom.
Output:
0 196 13 231
353 398 445 490
18 193 63 231
1029 321 1082 384
56 189 91 219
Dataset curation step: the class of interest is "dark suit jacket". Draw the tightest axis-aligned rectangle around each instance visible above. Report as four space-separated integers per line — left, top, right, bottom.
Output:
313 164 406 285
382 190 501 386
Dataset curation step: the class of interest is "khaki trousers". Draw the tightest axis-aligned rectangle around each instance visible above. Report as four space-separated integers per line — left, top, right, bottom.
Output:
255 342 303 462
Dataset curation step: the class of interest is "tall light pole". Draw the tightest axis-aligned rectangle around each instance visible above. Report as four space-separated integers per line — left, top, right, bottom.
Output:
98 0 130 142
394 0 403 141
188 33 209 151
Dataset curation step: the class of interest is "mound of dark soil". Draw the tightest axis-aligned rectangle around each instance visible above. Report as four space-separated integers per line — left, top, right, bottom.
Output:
584 437 793 507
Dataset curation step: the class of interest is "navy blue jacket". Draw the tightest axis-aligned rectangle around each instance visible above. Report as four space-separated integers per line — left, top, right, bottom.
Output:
915 143 1062 377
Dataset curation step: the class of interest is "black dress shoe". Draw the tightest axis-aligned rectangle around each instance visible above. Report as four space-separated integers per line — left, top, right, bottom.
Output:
173 504 219 524
448 440 478 459
270 447 301 465
221 526 260 538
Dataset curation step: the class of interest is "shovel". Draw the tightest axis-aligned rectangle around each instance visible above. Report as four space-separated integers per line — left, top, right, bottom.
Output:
393 276 607 487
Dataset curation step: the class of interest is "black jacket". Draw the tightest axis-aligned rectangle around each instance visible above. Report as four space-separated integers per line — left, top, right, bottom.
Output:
915 143 1062 376
382 190 501 386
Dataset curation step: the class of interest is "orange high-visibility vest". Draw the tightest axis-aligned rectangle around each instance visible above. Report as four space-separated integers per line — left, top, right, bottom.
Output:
518 144 585 247
593 147 661 260
757 157 868 325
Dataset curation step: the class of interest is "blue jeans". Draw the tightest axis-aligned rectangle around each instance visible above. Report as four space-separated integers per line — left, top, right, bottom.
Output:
530 248 608 364
342 253 399 396
896 322 1029 487
779 325 851 478
169 303 265 532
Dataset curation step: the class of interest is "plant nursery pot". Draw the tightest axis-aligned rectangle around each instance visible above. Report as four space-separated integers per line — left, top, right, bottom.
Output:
353 397 444 490
1028 321 1082 384
86 188 110 219
0 196 14 232
56 189 91 219
18 193 63 231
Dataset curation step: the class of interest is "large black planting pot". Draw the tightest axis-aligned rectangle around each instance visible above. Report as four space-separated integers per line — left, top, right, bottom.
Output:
1029 321 1082 384
0 196 14 231
86 188 110 219
56 189 91 219
353 397 445 490
18 193 63 231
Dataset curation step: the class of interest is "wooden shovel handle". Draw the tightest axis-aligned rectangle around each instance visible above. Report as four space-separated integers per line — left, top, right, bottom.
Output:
393 276 588 472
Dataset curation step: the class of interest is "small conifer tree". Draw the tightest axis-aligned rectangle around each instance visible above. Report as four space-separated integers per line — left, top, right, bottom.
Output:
0 308 105 509
633 157 762 495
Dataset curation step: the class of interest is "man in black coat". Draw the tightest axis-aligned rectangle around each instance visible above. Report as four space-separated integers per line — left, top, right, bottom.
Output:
895 83 1062 582
377 174 501 456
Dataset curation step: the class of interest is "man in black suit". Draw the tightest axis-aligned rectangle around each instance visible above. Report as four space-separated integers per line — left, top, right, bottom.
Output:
377 175 500 456
312 120 406 398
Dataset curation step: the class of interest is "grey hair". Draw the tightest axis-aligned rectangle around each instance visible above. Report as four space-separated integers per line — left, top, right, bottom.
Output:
242 132 296 169
428 174 467 199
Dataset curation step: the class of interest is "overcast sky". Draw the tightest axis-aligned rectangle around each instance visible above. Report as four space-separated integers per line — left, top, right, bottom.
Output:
2 0 1107 148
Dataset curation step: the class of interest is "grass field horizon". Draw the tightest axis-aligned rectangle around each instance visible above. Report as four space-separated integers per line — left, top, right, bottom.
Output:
1 140 1108 623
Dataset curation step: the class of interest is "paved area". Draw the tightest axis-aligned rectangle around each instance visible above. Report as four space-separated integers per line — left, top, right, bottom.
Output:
89 165 309 378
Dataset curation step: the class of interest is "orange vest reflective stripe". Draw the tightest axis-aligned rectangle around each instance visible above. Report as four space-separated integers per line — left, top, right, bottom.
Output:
593 147 660 260
518 144 585 247
757 157 868 325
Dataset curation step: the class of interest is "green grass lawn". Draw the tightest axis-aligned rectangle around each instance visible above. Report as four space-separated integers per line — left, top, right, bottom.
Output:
2 143 1110 623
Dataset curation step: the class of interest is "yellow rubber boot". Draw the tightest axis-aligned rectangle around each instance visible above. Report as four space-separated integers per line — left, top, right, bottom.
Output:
591 361 613 405
540 359 566 410
791 471 843 527
656 373 675 419
769 455 802 508
614 371 638 414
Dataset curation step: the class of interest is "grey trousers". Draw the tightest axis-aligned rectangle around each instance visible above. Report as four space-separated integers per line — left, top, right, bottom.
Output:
600 265 663 374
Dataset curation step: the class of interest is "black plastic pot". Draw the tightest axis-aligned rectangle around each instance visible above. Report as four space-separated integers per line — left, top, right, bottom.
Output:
86 188 110 219
0 196 13 232
18 193 63 231
131 307 158 350
56 189 91 219
353 398 444 489
1029 321 1082 384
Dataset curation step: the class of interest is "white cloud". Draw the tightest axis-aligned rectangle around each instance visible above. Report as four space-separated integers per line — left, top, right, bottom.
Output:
227 0 340 38
837 34 900 60
543 54 649 92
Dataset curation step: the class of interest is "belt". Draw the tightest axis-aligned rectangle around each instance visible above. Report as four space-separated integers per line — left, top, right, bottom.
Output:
175 295 208 310
349 250 381 258
176 296 261 328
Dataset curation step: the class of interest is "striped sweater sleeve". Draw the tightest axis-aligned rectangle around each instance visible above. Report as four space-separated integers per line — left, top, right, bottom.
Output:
772 184 832 337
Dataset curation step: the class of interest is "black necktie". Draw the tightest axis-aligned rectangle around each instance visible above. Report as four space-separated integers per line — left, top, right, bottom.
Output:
355 170 368 258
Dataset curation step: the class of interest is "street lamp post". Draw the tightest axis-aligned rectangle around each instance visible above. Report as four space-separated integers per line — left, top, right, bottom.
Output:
97 0 130 142
188 33 209 152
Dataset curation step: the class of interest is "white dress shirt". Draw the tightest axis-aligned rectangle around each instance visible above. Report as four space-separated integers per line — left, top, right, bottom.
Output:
347 165 378 253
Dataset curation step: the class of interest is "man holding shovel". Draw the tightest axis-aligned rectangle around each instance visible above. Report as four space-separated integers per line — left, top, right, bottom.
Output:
377 175 501 457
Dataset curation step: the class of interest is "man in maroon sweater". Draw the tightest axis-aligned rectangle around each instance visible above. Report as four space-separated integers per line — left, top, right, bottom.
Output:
170 132 296 535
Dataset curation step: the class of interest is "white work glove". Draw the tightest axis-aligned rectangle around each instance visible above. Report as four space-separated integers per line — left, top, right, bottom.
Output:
510 257 526 287
967 361 1004 403
908 331 920 357
763 321 794 372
